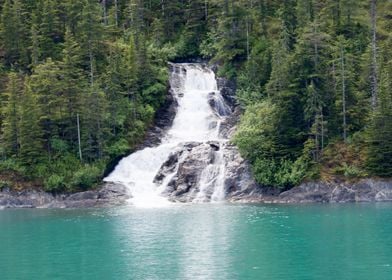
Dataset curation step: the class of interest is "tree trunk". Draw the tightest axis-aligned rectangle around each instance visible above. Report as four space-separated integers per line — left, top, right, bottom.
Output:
102 0 108 25
77 113 82 161
114 0 119 27
321 110 325 152
370 0 378 109
340 46 347 142
89 45 94 86
204 0 208 19
246 19 250 59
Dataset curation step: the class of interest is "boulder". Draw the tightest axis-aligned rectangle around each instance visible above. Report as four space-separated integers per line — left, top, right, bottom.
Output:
154 141 261 202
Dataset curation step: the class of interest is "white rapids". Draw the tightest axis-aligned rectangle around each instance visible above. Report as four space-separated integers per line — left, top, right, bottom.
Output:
104 63 230 207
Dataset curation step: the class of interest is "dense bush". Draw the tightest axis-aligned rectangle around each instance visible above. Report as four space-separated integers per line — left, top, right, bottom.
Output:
234 101 311 189
70 165 102 190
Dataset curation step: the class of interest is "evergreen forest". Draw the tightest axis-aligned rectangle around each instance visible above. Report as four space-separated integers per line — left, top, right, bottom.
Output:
0 0 391 192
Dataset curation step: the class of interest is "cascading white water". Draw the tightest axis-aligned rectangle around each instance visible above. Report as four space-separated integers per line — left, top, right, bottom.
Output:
104 63 228 207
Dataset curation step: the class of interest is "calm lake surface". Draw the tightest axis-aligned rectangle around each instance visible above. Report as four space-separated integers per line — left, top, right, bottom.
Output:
1 204 392 280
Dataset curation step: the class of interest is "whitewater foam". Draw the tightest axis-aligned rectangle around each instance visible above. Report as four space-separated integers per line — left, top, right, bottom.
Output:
104 63 228 207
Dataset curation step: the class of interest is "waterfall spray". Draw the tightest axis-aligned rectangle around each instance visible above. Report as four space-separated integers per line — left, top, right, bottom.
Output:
104 64 230 207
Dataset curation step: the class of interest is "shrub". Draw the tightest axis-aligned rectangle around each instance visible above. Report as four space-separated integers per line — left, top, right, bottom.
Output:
0 159 26 174
252 157 308 190
70 165 102 190
45 174 66 192
0 180 11 190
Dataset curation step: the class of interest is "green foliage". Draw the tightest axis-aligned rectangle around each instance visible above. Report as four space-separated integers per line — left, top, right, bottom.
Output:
106 139 130 158
365 104 392 177
0 0 391 192
0 158 26 174
233 0 391 188
44 174 65 192
234 101 277 162
1 72 23 156
70 165 102 190
340 163 364 178
39 156 104 192
365 34 392 177
234 100 310 188
252 157 308 190
0 0 30 67
236 41 272 107
0 0 170 191
0 180 11 190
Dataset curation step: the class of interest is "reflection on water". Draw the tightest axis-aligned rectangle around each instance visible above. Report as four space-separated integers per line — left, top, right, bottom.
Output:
1 204 392 280
177 206 233 280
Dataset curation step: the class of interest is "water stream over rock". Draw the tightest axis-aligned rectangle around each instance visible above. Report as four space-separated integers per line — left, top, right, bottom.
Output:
104 63 256 206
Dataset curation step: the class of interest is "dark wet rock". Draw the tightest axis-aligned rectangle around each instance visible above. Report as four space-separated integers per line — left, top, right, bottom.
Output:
210 142 220 151
208 92 232 117
154 153 180 184
156 142 260 202
222 144 263 201
158 143 216 201
141 88 178 148
0 183 131 209
218 107 242 139
216 77 237 107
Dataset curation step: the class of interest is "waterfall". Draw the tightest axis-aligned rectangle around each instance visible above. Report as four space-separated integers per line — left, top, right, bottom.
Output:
104 63 230 207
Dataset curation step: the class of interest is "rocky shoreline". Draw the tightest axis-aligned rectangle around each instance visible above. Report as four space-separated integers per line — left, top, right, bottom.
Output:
1 179 392 209
0 184 131 209
228 179 392 204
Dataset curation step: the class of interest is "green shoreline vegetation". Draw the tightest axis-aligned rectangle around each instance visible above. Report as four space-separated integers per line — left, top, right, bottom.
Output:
0 0 391 192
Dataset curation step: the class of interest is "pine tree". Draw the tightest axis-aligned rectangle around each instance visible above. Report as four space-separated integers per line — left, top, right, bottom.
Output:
0 0 29 67
28 58 63 159
81 86 107 161
61 28 85 148
296 0 314 29
266 23 292 96
183 0 208 56
1 72 23 157
19 85 44 164
365 34 392 176
365 81 392 176
78 0 104 86
370 0 378 109
30 15 41 67
37 0 63 61
62 0 84 35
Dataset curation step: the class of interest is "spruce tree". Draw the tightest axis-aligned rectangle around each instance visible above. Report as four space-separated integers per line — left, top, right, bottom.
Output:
19 85 44 164
366 37 392 176
1 72 23 157
0 0 29 67
28 58 63 159
61 28 84 148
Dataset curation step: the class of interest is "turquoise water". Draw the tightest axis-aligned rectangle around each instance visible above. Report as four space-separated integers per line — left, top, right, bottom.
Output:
1 204 392 280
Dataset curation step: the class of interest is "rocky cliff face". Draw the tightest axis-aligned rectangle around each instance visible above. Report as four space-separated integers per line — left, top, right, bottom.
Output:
153 141 259 202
